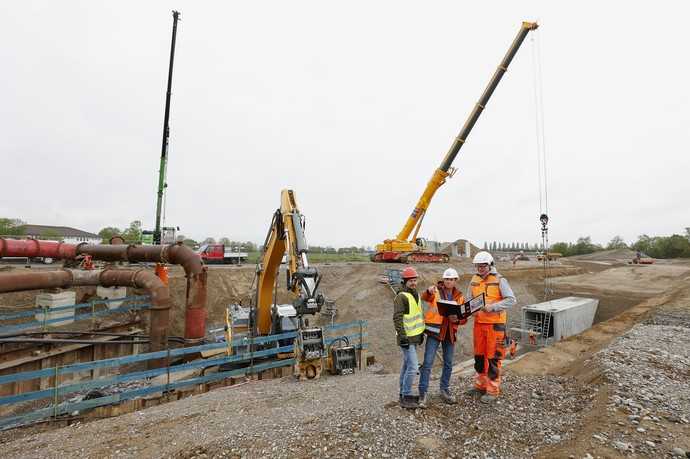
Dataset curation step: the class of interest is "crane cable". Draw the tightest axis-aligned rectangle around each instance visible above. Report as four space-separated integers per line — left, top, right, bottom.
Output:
530 30 553 300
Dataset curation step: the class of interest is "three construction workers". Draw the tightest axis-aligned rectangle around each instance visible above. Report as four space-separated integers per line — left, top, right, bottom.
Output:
467 251 516 403
418 267 466 408
392 256 516 409
393 266 425 409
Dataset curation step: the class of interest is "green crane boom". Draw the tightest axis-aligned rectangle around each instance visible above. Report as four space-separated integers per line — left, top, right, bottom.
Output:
154 10 181 245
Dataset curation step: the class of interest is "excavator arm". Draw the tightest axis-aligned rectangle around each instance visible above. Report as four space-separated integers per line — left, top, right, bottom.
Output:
376 21 538 261
255 189 323 335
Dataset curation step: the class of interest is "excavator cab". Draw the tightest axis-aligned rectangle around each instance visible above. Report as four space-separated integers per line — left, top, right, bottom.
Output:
272 304 299 344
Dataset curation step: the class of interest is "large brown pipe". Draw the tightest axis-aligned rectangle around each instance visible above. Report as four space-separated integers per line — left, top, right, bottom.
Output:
0 238 77 260
0 239 207 340
75 244 208 341
0 268 170 357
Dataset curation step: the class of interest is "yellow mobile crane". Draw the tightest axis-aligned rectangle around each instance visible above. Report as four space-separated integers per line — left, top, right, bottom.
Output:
373 21 539 263
225 189 327 379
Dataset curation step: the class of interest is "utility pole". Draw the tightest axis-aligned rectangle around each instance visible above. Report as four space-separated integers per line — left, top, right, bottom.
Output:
154 10 181 245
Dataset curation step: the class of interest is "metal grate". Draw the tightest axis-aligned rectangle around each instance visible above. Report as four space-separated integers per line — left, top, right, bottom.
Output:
378 269 402 294
508 307 553 348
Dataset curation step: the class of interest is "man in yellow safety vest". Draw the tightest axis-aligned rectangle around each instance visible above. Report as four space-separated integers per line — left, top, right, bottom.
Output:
393 266 425 409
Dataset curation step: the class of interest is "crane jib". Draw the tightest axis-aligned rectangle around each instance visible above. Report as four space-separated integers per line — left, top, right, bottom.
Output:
378 22 538 258
439 22 537 172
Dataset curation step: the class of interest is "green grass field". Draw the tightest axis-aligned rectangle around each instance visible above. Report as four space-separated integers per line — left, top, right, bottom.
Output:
245 252 370 264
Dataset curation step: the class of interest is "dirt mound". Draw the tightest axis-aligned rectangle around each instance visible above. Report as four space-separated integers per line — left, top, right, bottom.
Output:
165 261 582 371
569 248 639 261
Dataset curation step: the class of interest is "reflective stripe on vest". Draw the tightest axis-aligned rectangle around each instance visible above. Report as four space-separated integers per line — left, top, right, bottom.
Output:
471 274 507 324
400 292 425 337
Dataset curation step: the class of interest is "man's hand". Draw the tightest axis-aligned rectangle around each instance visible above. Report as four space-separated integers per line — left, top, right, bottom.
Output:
399 336 410 348
428 285 438 295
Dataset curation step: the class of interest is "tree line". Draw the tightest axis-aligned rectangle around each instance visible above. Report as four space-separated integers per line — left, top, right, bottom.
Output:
550 229 690 259
8 215 688 259
483 241 540 252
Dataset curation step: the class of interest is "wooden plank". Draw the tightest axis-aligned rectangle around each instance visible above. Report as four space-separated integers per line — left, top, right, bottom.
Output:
0 344 294 407
0 331 299 386
0 329 144 373
0 358 296 429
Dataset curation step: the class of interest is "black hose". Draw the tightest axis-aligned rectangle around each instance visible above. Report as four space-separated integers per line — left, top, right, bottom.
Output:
0 330 186 341
0 338 151 345
327 336 350 355
0 336 187 345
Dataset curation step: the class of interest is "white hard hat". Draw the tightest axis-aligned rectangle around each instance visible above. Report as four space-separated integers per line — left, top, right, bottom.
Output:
473 251 494 265
443 268 459 279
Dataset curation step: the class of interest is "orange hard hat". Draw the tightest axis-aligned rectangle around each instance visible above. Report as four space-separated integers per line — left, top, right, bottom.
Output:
401 266 418 279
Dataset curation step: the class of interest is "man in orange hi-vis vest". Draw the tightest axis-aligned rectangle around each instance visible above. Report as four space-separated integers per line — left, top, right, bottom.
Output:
466 251 516 404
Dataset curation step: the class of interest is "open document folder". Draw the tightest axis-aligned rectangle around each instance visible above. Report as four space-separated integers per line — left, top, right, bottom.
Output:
437 293 485 320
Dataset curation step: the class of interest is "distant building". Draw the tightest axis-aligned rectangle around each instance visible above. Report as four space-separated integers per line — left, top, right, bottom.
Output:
439 239 480 258
20 225 101 245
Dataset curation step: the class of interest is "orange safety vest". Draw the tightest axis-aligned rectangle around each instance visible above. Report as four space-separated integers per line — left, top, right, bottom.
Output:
471 273 506 324
422 284 465 341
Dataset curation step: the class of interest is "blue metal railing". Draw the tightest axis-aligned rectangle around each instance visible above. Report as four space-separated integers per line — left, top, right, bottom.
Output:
0 295 151 335
0 320 368 429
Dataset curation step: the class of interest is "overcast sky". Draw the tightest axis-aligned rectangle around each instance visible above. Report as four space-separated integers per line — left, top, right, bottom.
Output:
1 1 688 248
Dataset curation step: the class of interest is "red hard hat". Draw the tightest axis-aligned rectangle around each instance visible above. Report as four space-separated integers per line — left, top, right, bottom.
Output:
401 266 418 279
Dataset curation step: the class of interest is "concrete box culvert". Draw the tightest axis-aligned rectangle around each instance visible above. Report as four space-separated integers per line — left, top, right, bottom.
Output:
521 296 599 342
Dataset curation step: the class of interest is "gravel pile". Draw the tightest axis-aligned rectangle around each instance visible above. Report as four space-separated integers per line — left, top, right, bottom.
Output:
1 366 596 459
593 323 690 456
174 372 595 459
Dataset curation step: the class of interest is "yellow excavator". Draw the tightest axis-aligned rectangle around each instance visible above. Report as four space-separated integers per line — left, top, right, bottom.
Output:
225 189 327 379
373 21 539 263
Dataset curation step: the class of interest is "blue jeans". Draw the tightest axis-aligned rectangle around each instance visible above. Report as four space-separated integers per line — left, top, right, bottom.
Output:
399 344 419 396
419 335 454 395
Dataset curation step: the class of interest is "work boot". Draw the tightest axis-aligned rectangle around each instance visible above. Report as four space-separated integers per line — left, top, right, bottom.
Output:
480 393 498 404
440 389 457 405
466 387 486 397
400 395 419 409
418 392 428 409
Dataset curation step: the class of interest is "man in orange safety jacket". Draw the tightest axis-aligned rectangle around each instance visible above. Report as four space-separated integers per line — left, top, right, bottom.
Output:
466 251 516 404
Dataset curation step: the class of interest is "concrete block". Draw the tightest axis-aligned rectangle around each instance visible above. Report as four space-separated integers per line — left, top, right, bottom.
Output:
35 291 77 326
96 286 128 309
522 296 599 341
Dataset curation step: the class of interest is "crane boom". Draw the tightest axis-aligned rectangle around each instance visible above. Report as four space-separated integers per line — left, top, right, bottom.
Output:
375 21 538 263
154 10 181 245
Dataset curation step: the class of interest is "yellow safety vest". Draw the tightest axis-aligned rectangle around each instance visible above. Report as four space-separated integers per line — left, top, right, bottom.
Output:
400 292 425 337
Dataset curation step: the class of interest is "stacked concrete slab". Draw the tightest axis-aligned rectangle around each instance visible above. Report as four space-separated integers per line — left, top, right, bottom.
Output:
34 291 76 326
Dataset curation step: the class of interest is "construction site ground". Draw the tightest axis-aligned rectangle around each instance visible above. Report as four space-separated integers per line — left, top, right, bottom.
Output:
1 251 689 458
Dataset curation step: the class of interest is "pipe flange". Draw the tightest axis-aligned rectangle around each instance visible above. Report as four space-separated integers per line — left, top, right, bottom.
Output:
75 242 88 254
160 245 170 265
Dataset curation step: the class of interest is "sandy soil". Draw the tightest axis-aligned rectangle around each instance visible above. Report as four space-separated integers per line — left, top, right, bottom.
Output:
167 260 583 372
1 261 689 458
